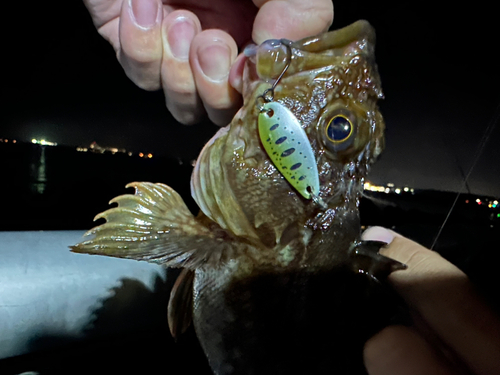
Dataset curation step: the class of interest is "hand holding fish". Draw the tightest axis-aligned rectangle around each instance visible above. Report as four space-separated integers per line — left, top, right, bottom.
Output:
362 227 500 375
82 0 333 125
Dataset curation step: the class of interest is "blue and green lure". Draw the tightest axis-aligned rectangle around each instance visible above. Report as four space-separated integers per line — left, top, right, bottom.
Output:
258 102 320 200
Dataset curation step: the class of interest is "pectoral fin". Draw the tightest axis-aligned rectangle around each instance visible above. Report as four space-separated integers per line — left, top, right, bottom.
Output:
70 182 244 269
168 268 195 339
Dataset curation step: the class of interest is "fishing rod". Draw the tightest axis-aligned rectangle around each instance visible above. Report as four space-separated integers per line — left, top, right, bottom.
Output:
431 100 500 250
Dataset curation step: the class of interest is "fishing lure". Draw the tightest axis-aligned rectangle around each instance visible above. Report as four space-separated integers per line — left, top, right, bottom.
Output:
257 40 321 201
258 103 320 199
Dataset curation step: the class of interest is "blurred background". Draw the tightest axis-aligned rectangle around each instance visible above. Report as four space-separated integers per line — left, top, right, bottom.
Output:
1 1 499 374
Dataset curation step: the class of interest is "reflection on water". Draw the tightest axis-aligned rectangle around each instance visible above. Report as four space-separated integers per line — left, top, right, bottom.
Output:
1 141 195 231
30 145 47 194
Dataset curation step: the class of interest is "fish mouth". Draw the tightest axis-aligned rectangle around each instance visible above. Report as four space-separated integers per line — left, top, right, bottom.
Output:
248 20 376 81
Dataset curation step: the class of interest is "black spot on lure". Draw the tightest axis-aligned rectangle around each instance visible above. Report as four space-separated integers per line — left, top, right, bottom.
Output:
258 102 320 199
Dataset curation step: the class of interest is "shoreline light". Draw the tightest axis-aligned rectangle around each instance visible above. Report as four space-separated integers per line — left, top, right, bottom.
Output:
31 138 57 146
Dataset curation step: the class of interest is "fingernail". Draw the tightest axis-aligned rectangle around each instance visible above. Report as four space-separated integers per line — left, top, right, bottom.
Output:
130 0 159 29
361 226 395 244
168 18 196 60
243 44 258 57
197 41 231 81
229 54 246 94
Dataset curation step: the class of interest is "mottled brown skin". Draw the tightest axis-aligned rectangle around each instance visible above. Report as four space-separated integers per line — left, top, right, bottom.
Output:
72 21 405 375
191 21 400 374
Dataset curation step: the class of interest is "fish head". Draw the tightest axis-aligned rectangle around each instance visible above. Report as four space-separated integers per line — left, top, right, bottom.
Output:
192 21 385 256
244 19 384 185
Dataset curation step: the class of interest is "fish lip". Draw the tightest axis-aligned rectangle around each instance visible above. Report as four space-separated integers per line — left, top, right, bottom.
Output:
253 20 375 55
243 44 258 58
292 20 376 53
250 20 377 85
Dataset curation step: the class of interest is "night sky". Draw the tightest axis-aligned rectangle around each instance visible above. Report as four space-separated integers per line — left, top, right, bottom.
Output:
3 1 499 197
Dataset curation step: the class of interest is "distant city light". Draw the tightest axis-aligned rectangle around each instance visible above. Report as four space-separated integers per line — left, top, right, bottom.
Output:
147 153 153 158
488 200 498 209
361 182 498 211
363 182 396 193
31 138 57 146
363 182 385 192
139 152 144 157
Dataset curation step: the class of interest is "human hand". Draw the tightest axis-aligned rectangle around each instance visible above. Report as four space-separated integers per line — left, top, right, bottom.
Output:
361 227 500 375
83 0 333 125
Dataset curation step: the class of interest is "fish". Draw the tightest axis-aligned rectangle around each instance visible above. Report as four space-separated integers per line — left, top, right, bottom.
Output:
71 20 406 375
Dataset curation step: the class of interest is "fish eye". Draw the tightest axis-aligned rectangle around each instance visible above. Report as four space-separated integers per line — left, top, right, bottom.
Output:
320 109 358 155
325 115 353 143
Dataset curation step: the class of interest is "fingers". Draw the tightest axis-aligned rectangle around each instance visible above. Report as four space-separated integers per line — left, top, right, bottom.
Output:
160 10 203 125
98 0 334 126
119 4 241 126
252 0 334 43
118 0 163 90
362 227 500 375
189 30 241 126
228 53 247 94
163 22 241 126
364 325 455 375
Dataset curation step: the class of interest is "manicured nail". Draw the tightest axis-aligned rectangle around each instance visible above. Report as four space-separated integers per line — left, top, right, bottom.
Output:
361 226 395 244
130 0 159 29
197 41 231 81
168 18 196 60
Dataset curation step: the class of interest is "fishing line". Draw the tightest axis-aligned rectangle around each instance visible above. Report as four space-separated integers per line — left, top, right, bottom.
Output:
431 101 500 249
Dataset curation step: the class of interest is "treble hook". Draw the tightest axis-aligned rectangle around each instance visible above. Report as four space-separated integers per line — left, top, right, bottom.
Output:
256 40 293 112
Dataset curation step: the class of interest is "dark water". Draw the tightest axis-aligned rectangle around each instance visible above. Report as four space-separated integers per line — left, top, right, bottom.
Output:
1 142 498 289
1 142 498 374
0 142 196 231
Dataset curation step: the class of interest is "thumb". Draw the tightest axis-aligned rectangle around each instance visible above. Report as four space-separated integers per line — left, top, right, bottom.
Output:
362 226 500 375
361 226 466 291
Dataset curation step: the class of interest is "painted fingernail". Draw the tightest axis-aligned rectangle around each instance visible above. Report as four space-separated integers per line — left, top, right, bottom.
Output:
197 41 231 81
168 18 196 60
130 0 159 29
361 226 395 244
